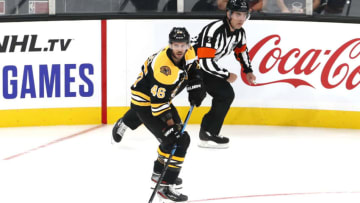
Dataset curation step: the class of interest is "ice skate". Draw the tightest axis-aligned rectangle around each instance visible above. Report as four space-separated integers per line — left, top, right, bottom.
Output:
157 184 188 202
198 128 229 149
111 118 128 144
151 172 183 189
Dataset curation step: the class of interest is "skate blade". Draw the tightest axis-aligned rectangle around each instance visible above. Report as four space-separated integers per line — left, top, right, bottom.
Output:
156 194 172 203
110 138 122 148
198 140 229 149
150 180 182 190
151 184 183 190
157 194 187 203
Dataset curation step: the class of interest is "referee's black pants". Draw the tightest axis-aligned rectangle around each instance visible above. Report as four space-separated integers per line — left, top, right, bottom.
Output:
201 70 235 135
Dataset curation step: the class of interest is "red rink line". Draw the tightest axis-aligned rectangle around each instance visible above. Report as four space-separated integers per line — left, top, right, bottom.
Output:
3 125 104 160
188 191 360 202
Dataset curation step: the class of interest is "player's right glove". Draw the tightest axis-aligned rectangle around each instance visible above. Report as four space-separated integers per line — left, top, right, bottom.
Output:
187 79 206 107
162 124 182 146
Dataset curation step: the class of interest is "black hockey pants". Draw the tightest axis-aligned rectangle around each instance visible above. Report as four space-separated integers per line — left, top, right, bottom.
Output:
201 70 235 135
123 105 190 184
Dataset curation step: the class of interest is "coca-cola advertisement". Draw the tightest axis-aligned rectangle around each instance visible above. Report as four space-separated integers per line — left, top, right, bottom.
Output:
106 19 360 113
219 21 360 111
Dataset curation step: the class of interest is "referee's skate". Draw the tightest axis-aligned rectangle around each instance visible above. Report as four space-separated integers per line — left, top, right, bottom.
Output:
198 128 229 149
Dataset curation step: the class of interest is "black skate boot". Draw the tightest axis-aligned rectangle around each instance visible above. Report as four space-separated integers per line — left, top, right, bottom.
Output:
151 172 183 189
198 128 229 149
157 184 188 202
111 118 128 144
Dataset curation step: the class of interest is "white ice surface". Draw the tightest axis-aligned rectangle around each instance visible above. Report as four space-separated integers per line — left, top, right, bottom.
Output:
1 124 360 203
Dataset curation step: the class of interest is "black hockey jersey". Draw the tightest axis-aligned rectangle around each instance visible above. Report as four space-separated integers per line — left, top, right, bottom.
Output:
192 17 253 80
130 46 198 119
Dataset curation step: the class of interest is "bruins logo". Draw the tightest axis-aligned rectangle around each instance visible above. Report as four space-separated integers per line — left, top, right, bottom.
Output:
160 66 171 76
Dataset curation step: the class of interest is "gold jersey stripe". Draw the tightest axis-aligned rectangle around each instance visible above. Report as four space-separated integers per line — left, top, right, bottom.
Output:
152 107 170 116
151 102 169 108
131 90 150 101
144 64 148 75
157 147 185 162
168 164 180 169
131 99 151 106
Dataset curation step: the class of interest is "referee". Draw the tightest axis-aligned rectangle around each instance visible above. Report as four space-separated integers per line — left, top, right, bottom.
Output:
192 0 257 149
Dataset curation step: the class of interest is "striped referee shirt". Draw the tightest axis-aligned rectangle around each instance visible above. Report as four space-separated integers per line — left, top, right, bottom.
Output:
192 17 253 80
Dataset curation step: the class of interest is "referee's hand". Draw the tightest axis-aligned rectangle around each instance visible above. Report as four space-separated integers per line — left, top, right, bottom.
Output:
246 72 256 85
227 73 237 83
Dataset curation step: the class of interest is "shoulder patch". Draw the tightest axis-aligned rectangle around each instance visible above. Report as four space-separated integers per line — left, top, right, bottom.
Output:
160 66 171 76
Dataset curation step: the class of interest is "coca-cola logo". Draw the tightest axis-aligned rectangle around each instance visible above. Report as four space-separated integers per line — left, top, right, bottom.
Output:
242 35 360 90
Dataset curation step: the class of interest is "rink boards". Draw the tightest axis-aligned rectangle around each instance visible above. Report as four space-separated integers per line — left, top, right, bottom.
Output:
0 19 360 128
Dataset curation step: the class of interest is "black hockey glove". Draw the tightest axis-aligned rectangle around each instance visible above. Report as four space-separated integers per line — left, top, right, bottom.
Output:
162 124 182 146
187 79 206 107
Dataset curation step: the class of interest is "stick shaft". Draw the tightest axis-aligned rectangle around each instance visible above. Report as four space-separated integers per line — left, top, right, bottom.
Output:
148 105 194 203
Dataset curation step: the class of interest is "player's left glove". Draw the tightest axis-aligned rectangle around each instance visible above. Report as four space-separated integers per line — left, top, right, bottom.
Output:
187 79 206 107
162 124 182 146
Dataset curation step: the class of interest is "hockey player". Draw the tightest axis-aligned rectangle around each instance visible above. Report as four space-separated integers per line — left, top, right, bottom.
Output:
115 27 206 202
112 29 205 144
113 1 255 149
192 0 256 148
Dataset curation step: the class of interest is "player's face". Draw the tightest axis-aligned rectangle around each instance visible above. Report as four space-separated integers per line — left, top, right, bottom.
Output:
228 11 248 30
170 42 189 60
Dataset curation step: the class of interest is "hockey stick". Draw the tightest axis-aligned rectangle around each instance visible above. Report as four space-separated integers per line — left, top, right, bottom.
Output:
148 105 194 203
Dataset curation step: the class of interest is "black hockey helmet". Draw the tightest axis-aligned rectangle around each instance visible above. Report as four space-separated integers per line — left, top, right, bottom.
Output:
169 27 190 44
226 0 249 12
